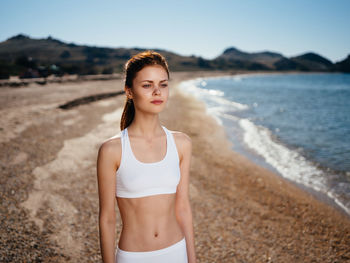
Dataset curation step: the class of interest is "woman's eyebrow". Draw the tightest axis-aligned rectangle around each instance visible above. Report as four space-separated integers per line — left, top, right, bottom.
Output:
141 79 168 83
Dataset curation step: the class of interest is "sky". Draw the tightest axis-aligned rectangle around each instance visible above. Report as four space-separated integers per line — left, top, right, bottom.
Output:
1 0 349 63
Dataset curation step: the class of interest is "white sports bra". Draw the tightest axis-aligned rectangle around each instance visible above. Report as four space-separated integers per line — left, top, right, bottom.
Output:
116 125 181 198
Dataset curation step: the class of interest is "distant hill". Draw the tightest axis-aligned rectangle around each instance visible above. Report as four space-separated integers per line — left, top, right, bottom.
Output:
0 34 207 79
333 54 350 73
274 52 334 71
217 47 284 69
0 34 348 79
215 47 338 72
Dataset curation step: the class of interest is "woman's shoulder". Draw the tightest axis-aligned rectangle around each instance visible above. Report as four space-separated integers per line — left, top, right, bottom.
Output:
169 129 191 142
166 128 192 153
98 131 122 159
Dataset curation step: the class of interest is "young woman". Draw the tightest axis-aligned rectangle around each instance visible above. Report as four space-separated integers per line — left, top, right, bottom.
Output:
97 51 197 263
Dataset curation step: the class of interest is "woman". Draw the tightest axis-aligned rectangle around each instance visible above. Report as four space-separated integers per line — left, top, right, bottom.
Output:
97 50 197 263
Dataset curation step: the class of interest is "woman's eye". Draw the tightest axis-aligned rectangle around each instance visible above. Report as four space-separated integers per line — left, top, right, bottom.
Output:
143 84 151 88
161 84 168 88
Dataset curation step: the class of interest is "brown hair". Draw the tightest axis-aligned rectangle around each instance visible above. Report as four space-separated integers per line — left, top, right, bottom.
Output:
120 50 170 130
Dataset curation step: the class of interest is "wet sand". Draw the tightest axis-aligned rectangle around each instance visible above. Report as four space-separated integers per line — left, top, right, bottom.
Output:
0 71 349 262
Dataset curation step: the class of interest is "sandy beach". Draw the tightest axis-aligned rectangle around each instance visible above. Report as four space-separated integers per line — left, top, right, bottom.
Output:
1 70 349 262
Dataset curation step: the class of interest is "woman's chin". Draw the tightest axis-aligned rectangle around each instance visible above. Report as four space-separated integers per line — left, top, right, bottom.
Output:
150 104 167 113
143 108 165 115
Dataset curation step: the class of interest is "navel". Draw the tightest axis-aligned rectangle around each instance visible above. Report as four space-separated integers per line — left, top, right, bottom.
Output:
154 232 159 237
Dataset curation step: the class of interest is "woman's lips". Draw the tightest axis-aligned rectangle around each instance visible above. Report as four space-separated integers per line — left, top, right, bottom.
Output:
151 100 163 105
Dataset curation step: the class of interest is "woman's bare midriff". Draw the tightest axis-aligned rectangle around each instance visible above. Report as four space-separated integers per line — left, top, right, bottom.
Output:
116 193 184 252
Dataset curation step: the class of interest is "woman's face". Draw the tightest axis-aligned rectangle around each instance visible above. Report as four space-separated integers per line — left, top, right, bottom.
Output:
126 65 169 114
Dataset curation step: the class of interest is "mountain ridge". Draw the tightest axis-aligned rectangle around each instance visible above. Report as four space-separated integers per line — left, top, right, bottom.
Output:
0 34 348 79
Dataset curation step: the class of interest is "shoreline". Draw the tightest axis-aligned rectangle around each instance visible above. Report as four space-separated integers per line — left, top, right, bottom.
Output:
1 71 349 262
174 71 350 219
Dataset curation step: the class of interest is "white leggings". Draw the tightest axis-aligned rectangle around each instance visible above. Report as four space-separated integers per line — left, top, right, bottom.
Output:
115 237 188 263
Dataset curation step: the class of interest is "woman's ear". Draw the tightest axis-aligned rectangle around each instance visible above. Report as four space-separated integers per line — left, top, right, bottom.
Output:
124 86 133 99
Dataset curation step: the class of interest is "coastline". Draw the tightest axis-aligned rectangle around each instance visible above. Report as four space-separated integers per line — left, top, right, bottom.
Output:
0 70 349 262
173 71 350 219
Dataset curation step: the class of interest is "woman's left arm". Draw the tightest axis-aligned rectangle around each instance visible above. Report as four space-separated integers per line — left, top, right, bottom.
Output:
175 132 197 263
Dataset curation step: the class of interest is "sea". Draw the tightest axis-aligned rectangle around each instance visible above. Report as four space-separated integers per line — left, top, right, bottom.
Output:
178 72 350 216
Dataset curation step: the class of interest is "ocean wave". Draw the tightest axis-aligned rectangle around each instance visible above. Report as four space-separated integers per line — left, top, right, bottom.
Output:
180 80 225 96
239 118 350 215
239 118 327 191
210 96 249 110
178 79 249 112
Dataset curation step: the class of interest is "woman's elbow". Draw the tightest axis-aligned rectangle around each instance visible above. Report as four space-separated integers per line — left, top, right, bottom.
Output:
99 212 116 227
176 203 193 220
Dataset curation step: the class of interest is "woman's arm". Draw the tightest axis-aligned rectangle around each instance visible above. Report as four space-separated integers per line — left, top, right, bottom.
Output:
175 132 197 263
97 141 118 263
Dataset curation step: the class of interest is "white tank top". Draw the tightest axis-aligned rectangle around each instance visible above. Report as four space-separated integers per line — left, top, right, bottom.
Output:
116 125 181 198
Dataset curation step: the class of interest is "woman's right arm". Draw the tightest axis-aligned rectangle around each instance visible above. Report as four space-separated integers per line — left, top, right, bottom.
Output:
97 141 118 263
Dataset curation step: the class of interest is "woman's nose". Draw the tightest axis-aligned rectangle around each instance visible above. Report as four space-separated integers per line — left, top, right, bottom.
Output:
153 85 161 94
